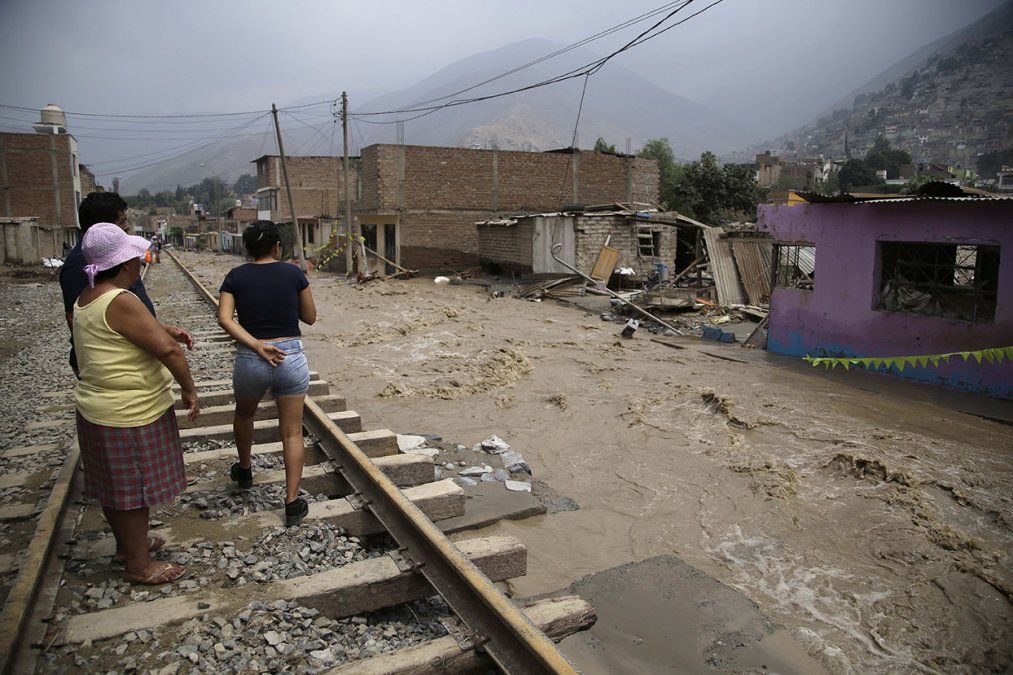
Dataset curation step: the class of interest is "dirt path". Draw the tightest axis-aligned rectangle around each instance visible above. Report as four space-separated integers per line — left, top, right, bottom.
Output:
180 251 1012 673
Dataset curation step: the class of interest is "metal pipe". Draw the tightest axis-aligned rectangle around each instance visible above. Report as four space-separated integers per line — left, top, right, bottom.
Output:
550 242 684 336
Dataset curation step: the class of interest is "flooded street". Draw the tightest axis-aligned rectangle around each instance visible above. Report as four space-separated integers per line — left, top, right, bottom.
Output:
181 251 1012 673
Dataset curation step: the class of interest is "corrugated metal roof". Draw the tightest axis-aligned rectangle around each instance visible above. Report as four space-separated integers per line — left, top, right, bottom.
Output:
703 227 745 306
792 191 1013 204
731 240 773 306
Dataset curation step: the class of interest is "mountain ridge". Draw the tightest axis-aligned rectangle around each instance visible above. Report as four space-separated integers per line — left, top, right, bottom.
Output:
121 38 746 192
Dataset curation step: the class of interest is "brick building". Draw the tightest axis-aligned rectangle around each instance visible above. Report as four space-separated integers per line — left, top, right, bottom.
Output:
253 154 359 253
0 132 81 230
0 105 86 260
79 163 99 195
251 144 657 270
357 144 659 269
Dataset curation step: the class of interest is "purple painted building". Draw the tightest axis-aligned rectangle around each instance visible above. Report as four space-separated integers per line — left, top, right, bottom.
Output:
757 196 1013 398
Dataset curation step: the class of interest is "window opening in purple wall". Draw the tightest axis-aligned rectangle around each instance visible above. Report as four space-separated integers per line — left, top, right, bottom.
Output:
773 243 815 289
878 242 999 323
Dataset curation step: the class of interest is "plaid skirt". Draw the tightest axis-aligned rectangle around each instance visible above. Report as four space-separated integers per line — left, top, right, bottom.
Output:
76 407 187 510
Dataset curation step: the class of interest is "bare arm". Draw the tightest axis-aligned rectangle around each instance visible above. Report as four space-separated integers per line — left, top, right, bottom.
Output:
217 291 285 366
106 292 199 421
65 312 73 333
299 287 317 325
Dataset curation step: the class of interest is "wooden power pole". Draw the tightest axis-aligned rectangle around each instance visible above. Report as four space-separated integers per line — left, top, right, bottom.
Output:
341 91 355 273
271 103 307 271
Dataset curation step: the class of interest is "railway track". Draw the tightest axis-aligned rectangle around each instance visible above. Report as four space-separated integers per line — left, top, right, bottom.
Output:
0 253 594 674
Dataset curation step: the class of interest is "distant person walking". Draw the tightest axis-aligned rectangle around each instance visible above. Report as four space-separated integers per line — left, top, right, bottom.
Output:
217 221 317 527
60 192 192 377
73 223 200 585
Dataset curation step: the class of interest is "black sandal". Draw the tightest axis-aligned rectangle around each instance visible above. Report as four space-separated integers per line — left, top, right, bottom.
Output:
230 462 253 489
285 497 309 527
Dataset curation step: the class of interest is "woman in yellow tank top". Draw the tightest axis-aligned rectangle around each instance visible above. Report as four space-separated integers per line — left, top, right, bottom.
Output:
74 223 201 585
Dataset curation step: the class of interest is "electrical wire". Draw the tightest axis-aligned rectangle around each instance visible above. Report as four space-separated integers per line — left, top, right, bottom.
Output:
92 112 271 178
351 0 725 124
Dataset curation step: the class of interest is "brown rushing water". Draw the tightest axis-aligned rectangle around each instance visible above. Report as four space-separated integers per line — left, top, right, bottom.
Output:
180 251 1012 673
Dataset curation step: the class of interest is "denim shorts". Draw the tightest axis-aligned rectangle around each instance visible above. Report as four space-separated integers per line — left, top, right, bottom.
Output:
233 338 310 400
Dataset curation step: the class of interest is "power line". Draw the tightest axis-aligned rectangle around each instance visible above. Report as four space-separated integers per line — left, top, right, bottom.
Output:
351 0 724 125
363 0 690 115
92 112 271 178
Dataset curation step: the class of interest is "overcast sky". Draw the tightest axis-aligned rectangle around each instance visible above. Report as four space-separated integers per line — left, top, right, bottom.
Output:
0 0 1005 170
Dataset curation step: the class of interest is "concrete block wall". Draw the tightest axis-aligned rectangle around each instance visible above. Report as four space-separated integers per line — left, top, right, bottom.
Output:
0 217 76 265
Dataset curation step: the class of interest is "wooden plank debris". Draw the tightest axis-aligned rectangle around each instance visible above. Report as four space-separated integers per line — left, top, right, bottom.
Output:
590 245 620 282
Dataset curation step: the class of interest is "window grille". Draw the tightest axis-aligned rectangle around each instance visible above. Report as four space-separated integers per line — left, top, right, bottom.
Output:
878 242 999 323
773 244 816 289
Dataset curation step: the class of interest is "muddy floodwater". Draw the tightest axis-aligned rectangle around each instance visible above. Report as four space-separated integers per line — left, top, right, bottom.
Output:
180 252 1011 673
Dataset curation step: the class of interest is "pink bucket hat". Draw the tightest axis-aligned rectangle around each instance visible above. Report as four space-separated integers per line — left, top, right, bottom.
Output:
80 222 152 288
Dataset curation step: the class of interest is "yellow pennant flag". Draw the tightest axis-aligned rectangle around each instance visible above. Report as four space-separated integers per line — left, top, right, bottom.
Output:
804 346 1012 371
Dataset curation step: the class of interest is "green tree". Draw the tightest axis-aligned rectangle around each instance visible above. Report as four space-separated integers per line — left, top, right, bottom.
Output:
233 173 258 194
864 136 911 179
976 147 1013 179
593 137 617 154
637 138 683 209
838 159 878 192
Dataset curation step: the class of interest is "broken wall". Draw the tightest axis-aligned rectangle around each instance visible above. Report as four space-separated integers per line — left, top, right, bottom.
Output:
574 216 676 278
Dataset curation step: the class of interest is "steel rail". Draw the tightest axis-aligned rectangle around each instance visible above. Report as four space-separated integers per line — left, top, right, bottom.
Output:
166 250 577 674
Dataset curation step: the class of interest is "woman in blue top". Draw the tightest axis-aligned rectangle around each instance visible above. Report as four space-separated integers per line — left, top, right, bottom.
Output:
218 221 317 526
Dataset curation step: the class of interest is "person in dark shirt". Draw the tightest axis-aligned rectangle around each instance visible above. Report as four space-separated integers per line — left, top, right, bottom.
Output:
217 220 317 527
60 192 193 375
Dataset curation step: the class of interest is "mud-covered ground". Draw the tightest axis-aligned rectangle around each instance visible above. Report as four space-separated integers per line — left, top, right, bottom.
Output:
178 251 1011 674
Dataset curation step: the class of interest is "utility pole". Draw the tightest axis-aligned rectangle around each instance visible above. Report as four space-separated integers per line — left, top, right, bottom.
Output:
271 103 307 271
341 91 356 274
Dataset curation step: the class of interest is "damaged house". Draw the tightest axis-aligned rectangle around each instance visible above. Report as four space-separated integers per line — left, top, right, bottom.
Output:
476 207 679 278
758 191 1012 398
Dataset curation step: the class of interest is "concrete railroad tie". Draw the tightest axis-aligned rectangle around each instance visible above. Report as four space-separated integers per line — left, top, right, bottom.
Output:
63 533 527 644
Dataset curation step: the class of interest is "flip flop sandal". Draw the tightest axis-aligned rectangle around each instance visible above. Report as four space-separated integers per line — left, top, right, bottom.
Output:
112 535 167 564
124 561 186 586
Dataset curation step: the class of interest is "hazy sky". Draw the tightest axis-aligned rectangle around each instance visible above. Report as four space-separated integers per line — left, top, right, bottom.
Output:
0 0 1005 172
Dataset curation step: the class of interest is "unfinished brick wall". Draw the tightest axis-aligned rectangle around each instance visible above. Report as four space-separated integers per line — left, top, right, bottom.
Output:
361 144 658 267
398 210 488 269
256 155 360 222
372 145 658 212
80 164 97 195
0 133 78 228
476 221 534 273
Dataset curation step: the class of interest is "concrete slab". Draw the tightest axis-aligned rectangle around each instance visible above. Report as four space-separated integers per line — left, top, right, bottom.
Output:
1 443 63 459
0 503 36 522
85 480 465 558
195 379 330 407
557 556 828 674
0 470 54 490
176 393 346 429
23 419 73 432
439 481 546 534
64 534 526 644
178 410 360 444
331 595 595 674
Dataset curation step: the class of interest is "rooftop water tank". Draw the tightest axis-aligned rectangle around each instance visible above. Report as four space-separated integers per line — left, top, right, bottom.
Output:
40 104 67 127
